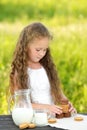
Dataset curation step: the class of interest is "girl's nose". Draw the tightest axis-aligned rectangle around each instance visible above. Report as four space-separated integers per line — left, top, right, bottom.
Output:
39 51 45 56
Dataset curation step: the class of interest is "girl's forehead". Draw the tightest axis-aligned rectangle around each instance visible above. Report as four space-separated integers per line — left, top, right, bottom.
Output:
28 37 50 47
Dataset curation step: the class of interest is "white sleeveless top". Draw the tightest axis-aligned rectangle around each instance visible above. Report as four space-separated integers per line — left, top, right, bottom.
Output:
27 67 54 104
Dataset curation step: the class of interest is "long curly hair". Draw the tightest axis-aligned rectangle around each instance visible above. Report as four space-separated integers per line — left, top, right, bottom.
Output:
10 22 63 103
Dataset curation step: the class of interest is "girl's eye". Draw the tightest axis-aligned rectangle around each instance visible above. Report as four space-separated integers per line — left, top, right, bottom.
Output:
36 49 40 51
36 48 47 52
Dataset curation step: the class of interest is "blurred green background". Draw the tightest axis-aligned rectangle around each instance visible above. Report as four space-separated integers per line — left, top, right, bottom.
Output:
0 0 87 114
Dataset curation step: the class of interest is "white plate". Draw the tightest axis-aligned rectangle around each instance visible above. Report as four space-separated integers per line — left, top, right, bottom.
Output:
48 114 87 130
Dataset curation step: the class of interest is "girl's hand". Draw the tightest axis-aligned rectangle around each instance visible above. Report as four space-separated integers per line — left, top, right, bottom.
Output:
47 104 63 115
68 102 77 114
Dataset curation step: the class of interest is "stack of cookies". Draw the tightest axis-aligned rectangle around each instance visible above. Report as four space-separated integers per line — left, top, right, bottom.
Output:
56 98 71 118
19 123 36 129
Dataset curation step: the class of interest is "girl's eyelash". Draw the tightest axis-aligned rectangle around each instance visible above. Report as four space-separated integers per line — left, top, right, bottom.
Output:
36 49 40 51
36 49 47 51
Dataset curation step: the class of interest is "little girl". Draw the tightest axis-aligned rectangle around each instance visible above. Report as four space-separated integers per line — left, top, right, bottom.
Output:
9 22 76 115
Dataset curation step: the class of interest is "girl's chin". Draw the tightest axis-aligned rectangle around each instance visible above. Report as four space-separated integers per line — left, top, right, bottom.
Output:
35 59 41 62
33 60 40 63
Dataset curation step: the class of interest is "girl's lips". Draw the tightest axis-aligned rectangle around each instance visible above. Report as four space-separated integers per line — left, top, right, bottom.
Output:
37 57 42 60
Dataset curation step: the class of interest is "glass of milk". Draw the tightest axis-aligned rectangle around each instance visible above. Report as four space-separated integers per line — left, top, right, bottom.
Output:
34 109 48 126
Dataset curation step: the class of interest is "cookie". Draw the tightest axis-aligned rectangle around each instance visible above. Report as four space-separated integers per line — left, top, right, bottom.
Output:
74 116 83 121
64 112 71 117
19 123 28 129
28 123 36 128
56 113 64 118
48 118 57 123
61 104 69 113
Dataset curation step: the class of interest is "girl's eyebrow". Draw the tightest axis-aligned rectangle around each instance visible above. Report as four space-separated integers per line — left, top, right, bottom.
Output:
36 47 47 49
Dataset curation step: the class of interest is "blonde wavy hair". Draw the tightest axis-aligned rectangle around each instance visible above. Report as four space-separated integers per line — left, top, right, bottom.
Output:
10 22 64 103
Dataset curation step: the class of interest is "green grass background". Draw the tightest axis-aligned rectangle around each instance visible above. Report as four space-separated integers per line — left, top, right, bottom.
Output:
0 0 87 114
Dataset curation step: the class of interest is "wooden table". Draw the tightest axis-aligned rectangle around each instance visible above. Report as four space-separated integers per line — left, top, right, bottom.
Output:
0 115 67 130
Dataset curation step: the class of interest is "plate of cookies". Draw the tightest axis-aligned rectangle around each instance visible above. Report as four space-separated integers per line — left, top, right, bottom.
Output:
47 99 87 130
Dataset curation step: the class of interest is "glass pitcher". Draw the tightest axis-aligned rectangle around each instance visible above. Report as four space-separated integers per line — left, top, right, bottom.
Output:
9 89 33 126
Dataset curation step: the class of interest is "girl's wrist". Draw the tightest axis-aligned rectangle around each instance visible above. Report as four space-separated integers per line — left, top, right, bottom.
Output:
32 103 50 110
45 104 50 111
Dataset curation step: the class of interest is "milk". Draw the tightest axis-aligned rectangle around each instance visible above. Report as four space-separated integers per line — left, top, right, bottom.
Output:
35 113 48 126
12 108 33 126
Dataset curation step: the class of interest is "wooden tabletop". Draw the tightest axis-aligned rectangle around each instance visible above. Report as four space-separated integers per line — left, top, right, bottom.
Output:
0 115 67 130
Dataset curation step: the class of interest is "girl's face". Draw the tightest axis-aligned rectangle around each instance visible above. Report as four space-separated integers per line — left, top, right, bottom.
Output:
27 37 49 63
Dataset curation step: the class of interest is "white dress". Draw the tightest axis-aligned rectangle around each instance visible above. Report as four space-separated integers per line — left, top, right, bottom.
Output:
27 67 54 105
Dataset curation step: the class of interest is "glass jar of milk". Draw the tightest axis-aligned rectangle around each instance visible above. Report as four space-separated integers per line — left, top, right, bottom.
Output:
9 89 33 126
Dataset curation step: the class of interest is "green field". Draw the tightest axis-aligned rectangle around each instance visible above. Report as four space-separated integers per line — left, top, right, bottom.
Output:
0 0 87 114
